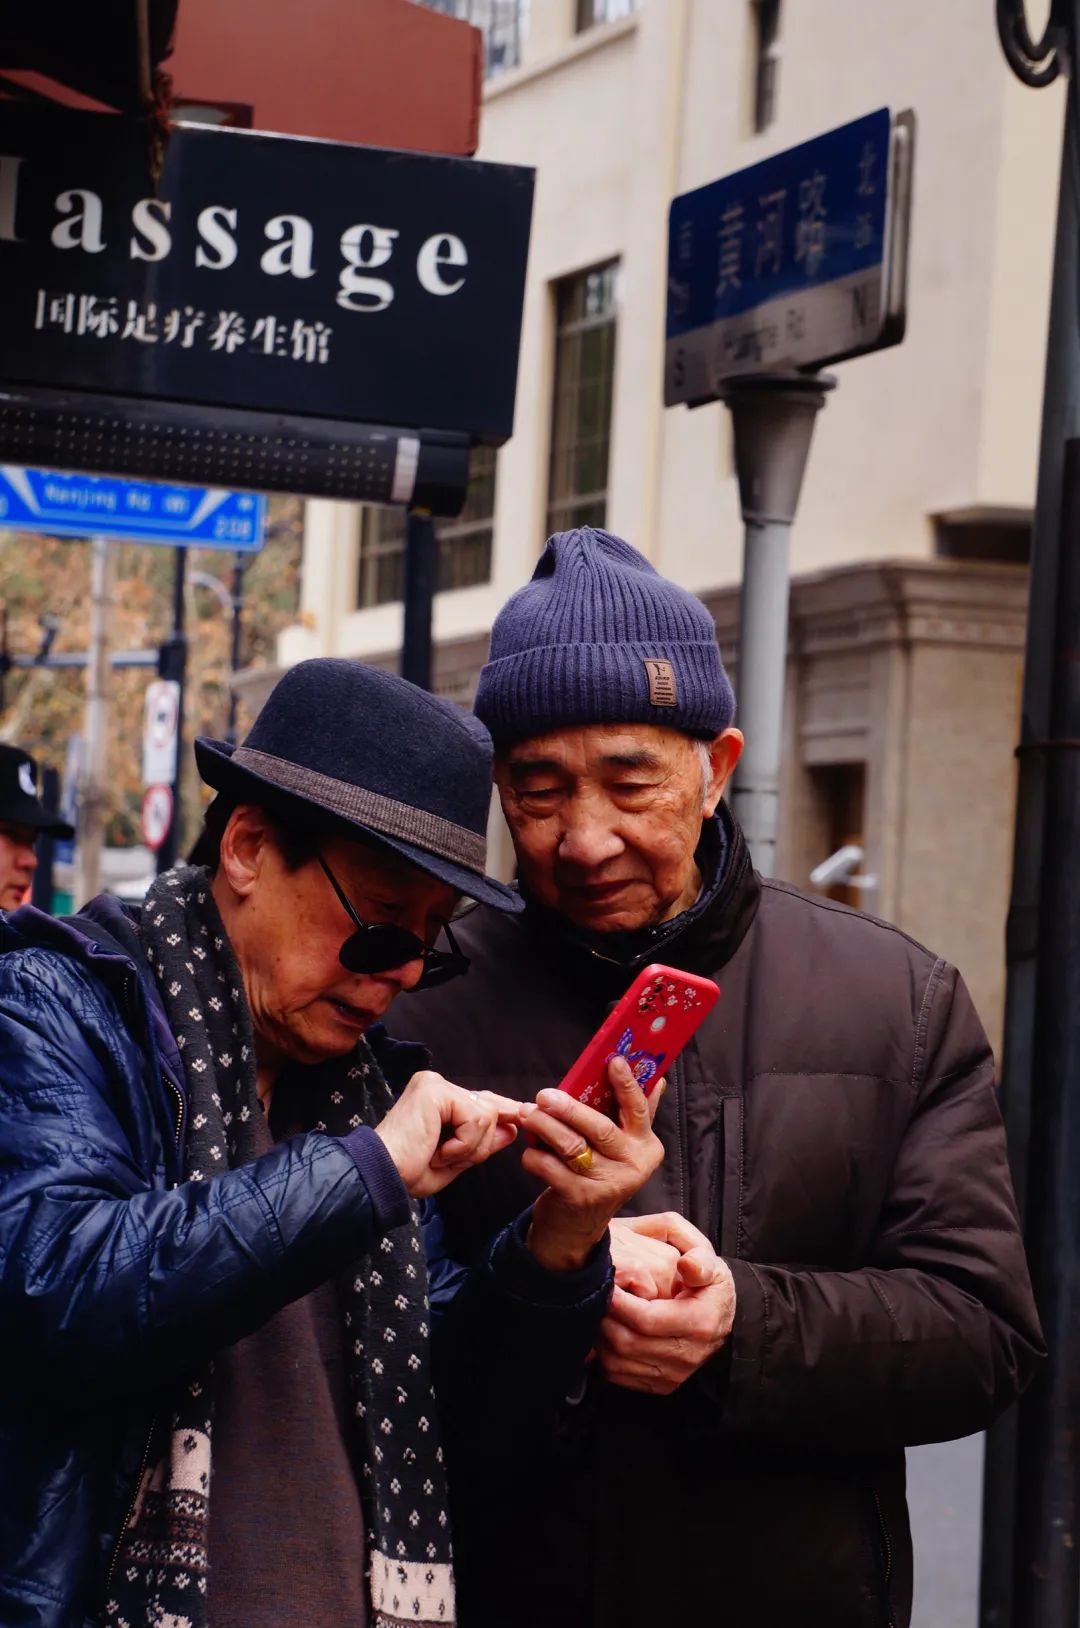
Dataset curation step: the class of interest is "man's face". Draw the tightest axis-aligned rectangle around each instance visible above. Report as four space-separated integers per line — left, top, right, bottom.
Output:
495 723 743 934
214 811 460 1068
0 823 38 911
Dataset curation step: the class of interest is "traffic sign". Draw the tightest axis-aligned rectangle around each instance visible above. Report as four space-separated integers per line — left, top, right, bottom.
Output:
143 680 181 787
141 783 174 852
0 467 266 550
665 108 914 404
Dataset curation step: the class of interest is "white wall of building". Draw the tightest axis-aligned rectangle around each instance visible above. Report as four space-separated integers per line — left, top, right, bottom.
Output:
280 0 1061 670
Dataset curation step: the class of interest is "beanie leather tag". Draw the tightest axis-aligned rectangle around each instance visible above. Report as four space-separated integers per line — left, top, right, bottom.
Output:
644 659 677 707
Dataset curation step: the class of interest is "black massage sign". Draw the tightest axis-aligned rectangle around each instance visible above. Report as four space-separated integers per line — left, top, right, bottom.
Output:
0 103 535 508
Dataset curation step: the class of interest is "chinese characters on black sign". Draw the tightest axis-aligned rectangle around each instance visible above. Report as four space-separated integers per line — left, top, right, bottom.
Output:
0 103 534 444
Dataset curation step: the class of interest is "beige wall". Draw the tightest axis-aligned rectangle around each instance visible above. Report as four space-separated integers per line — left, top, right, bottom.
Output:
283 0 1057 668
272 1 1053 1051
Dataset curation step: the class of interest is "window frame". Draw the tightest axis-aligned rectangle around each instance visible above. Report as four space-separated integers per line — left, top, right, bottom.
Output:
356 442 499 610
546 261 620 538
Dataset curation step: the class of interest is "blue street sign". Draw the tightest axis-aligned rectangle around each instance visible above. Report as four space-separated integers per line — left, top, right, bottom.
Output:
665 108 914 403
0 466 266 550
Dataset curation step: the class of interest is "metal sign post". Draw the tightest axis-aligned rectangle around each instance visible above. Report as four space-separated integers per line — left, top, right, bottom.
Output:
664 108 914 876
982 7 1080 1625
401 511 438 691
720 372 835 875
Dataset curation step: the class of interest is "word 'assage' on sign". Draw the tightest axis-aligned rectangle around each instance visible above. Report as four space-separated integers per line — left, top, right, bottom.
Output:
0 157 469 315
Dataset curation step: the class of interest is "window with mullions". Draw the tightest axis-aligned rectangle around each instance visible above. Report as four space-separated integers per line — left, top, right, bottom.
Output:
356 444 498 609
417 0 527 79
576 0 637 30
547 263 620 537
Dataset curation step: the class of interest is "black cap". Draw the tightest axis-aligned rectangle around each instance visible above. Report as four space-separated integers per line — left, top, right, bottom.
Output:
0 745 74 839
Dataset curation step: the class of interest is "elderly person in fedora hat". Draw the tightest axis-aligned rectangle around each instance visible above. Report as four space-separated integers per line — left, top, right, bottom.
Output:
0 743 74 910
0 658 661 1628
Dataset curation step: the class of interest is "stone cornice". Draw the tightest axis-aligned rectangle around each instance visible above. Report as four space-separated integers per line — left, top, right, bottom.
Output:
701 556 1029 662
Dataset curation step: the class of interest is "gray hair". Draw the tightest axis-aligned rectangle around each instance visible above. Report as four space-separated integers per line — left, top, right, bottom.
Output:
693 740 714 812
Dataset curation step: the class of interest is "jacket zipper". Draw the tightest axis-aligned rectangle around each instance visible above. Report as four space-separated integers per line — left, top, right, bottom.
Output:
670 1053 691 1217
872 1490 895 1628
104 1027 185 1595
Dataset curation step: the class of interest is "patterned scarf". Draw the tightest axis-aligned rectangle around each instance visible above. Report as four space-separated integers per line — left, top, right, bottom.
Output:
104 865 454 1628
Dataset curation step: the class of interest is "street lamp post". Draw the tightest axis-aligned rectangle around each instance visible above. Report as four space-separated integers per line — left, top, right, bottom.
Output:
983 4 1080 1625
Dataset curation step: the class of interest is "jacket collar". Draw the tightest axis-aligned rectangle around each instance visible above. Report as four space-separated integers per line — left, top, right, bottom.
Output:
520 805 761 994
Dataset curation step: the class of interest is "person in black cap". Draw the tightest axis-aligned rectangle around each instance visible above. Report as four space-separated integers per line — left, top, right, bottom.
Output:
0 657 662 1628
0 743 73 911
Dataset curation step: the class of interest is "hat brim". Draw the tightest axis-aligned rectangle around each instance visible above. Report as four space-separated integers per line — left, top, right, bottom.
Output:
194 737 522 915
0 803 75 840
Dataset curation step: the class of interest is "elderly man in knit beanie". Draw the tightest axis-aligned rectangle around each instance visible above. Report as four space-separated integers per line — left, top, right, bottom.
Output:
394 526 1041 1628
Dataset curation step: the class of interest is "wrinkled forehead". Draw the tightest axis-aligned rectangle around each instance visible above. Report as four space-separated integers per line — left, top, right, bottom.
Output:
498 722 697 776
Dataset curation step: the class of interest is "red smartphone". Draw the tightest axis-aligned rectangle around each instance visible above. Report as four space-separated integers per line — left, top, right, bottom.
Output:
557 963 720 1115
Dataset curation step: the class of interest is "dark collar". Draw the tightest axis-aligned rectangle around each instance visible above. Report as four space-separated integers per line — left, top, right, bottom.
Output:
520 805 761 995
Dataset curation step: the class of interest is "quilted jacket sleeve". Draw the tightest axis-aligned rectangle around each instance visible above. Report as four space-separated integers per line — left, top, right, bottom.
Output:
704 961 1044 1449
0 955 406 1398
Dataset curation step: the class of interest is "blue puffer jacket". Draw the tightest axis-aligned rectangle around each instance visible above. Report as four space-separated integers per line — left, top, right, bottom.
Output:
0 898 611 1628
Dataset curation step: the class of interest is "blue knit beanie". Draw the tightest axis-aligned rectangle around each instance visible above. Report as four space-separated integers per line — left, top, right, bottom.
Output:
474 526 735 745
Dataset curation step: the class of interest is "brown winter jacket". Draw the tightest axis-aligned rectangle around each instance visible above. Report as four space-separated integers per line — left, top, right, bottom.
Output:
393 812 1043 1628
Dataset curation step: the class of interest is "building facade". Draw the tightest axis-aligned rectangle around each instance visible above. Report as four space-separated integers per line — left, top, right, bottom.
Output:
258 0 1063 1054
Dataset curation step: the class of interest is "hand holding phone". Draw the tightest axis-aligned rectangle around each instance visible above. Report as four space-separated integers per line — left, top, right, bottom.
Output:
557 963 720 1116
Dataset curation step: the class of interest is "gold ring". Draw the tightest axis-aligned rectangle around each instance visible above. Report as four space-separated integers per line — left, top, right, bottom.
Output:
566 1145 594 1175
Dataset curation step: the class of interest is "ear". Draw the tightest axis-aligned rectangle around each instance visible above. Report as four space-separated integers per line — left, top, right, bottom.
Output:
217 804 275 899
703 728 744 818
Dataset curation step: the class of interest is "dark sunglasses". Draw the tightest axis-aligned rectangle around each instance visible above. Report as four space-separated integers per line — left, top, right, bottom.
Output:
318 856 470 991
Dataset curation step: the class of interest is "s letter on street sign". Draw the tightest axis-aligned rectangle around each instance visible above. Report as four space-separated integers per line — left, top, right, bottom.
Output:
665 108 914 405
0 467 265 550
0 103 535 511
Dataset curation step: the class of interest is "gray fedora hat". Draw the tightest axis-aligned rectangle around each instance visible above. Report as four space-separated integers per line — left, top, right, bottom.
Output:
195 658 520 913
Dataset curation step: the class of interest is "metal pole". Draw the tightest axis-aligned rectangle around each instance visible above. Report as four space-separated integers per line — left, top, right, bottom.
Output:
226 551 246 747
401 509 437 691
1011 437 1080 1627
721 372 834 877
981 8 1079 1621
155 546 187 873
29 765 59 913
732 516 794 877
75 537 113 906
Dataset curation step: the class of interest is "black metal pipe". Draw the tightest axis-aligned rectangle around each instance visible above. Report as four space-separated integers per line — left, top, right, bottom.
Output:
29 765 59 913
1011 436 1080 1625
401 510 438 692
982 17 1080 1618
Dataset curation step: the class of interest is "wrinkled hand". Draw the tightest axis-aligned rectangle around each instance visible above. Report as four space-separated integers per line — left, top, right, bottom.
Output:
598 1212 736 1394
375 1070 526 1198
521 1056 665 1273
609 1217 681 1300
